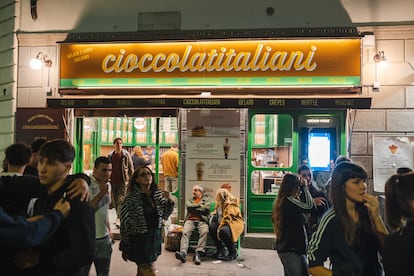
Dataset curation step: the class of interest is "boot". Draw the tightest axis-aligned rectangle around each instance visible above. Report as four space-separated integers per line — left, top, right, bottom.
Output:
175 251 186 263
193 251 201 265
213 245 226 260
222 245 237 261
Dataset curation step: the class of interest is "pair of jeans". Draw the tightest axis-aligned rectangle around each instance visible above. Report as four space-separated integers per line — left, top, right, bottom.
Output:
180 220 209 254
278 251 309 276
80 235 113 276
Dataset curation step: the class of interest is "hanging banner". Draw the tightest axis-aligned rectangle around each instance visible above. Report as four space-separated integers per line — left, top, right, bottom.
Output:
373 135 414 193
185 110 241 201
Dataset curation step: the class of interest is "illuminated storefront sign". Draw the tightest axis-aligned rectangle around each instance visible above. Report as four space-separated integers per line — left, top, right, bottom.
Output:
60 39 361 88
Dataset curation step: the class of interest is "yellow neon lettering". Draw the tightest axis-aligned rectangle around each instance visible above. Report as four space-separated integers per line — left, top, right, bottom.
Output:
100 44 318 74
102 54 116 73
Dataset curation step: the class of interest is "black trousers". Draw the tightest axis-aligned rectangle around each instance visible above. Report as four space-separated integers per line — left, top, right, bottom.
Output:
208 221 235 254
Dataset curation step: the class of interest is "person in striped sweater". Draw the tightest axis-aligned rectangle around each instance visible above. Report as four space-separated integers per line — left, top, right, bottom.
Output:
119 165 174 276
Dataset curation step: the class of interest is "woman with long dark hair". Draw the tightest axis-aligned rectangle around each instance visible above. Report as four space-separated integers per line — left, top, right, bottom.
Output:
272 173 315 276
119 166 174 276
383 171 414 275
308 162 387 275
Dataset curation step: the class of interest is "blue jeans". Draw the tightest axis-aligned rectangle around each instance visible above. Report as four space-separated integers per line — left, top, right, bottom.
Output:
278 252 309 276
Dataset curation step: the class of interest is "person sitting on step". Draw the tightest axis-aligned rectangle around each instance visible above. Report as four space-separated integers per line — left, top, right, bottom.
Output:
175 185 211 265
209 187 243 261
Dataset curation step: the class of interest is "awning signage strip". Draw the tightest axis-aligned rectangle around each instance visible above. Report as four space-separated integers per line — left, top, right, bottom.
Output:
47 97 371 109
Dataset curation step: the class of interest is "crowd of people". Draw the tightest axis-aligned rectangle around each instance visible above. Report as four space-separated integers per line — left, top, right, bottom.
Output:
0 137 243 275
272 156 414 276
2 136 413 276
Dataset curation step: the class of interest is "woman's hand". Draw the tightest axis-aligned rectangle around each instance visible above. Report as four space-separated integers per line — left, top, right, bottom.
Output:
363 193 388 245
362 194 380 216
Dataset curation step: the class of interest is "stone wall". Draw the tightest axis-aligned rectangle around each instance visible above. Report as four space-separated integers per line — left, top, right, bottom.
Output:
352 26 414 193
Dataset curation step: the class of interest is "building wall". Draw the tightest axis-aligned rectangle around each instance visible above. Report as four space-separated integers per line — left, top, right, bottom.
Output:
352 26 414 192
2 1 414 189
0 0 17 161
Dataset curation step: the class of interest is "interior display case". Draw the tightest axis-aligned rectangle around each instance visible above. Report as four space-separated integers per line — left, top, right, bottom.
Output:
79 116 178 175
251 170 284 195
251 114 293 169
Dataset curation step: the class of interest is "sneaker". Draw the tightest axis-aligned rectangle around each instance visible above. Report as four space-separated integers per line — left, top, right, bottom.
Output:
193 252 201 265
175 251 186 263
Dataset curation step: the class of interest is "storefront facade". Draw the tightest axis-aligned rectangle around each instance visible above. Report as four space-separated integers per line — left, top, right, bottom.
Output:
38 33 367 233
1 1 414 240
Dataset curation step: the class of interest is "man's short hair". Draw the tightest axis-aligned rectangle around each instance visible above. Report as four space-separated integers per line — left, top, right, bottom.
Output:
5 143 32 166
113 137 122 144
297 164 311 174
31 138 47 153
38 139 75 164
94 156 111 168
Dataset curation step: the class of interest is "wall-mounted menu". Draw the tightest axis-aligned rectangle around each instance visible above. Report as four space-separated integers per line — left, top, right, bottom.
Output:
373 135 414 192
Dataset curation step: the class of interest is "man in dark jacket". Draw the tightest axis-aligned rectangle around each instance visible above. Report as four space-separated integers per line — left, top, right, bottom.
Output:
297 164 328 237
108 137 133 227
0 142 90 275
14 140 95 276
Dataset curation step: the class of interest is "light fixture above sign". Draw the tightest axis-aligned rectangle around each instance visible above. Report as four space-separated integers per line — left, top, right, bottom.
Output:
373 51 387 63
30 52 52 70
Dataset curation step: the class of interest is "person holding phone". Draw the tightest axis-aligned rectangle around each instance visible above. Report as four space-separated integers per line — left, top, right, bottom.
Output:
272 173 315 276
308 162 387 276
120 166 174 276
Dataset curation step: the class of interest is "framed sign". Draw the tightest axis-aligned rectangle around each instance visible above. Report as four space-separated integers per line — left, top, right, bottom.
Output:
185 109 241 201
373 135 414 192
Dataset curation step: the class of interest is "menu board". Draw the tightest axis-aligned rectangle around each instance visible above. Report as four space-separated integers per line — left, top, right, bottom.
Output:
185 110 241 200
373 135 414 192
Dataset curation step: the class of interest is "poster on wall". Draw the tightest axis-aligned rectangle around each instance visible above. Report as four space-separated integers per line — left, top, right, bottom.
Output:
185 110 241 201
373 135 414 192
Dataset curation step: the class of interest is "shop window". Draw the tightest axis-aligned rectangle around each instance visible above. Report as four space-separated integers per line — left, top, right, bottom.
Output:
251 114 293 168
250 114 293 195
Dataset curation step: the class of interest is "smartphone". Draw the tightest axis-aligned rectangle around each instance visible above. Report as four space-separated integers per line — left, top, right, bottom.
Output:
62 191 68 202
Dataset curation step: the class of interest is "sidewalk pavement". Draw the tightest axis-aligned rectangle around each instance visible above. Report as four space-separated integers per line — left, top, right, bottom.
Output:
98 210 284 275
89 241 284 276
